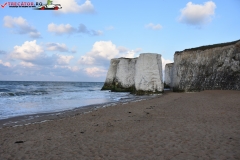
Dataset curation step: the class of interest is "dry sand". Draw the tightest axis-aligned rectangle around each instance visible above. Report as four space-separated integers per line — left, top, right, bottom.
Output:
0 90 240 160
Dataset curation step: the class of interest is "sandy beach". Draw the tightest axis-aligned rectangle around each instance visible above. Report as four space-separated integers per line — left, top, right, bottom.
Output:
0 90 240 160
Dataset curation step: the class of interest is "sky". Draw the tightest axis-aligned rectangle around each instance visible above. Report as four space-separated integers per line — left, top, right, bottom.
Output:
0 0 239 82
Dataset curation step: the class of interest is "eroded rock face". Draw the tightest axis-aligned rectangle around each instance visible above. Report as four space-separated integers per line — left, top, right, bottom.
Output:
165 63 174 88
101 58 119 90
172 41 240 92
115 58 137 89
135 53 163 93
102 53 164 94
101 58 137 92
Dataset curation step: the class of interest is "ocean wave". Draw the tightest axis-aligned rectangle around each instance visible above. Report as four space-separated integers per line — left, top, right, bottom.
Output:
0 90 49 97
0 88 10 92
0 92 15 96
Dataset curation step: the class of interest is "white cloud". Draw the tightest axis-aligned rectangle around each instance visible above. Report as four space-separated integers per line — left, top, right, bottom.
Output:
46 43 69 52
134 48 142 53
29 32 41 38
3 16 26 28
89 41 119 60
105 26 114 30
11 40 44 61
5 40 142 80
52 0 95 14
48 23 102 36
78 23 103 36
20 61 35 67
48 23 76 35
92 30 103 36
117 46 129 53
79 56 95 65
70 66 80 72
79 41 120 66
3 16 41 38
0 60 11 67
53 65 80 72
2 40 111 81
56 54 74 65
10 40 76 67
79 41 119 65
121 50 136 58
178 1 216 26
84 67 107 77
79 41 142 66
70 47 77 53
0 50 6 54
145 23 162 30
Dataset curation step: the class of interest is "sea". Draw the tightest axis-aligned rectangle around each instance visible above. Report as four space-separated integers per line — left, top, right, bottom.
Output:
0 81 152 125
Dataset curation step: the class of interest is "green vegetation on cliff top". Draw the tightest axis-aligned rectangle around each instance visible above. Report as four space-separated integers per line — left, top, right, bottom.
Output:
176 39 240 54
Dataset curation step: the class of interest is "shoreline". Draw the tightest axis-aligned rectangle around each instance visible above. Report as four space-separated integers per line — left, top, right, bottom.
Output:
0 93 159 129
1 90 239 159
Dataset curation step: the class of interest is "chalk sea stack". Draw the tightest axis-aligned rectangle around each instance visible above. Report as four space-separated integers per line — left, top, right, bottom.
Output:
164 63 174 89
165 39 240 92
101 53 164 94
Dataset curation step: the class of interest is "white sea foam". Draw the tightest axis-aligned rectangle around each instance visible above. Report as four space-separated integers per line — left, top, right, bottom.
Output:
0 81 136 120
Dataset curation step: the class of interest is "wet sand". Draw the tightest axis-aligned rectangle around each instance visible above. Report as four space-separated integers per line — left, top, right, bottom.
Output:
0 90 240 159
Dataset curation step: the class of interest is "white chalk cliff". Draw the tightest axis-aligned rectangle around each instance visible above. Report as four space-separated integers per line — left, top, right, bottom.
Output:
115 58 137 88
167 39 240 92
103 58 120 87
164 63 174 88
135 53 163 92
102 53 164 94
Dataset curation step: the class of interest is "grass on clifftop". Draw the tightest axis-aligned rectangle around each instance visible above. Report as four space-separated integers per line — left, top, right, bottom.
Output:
176 39 240 54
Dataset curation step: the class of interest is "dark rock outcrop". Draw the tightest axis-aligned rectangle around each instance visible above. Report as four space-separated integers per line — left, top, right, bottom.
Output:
171 40 240 92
